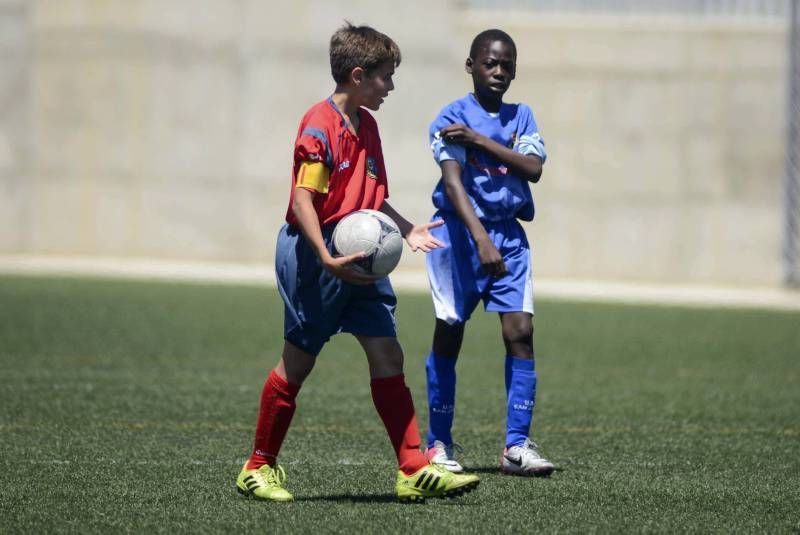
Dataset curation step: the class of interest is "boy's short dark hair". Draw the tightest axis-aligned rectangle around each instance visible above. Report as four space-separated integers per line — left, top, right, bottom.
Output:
330 22 401 84
469 29 517 60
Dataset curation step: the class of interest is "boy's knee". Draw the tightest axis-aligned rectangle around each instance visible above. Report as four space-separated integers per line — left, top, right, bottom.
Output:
361 336 405 378
501 317 533 347
432 320 465 357
384 339 405 368
280 342 317 384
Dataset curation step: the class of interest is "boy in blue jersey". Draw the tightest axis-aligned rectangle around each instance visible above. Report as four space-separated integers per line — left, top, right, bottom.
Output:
423 29 555 476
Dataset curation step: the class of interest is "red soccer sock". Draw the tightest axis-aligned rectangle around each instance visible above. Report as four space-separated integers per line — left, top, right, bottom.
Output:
370 374 429 475
246 369 301 470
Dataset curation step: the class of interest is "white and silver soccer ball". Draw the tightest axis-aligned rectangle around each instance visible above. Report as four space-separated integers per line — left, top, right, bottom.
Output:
332 209 403 277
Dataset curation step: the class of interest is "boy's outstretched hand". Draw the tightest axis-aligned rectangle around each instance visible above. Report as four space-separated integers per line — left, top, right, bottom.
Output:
405 219 445 252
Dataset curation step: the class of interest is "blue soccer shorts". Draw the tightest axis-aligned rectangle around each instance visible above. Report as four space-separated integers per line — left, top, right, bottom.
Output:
426 211 534 325
276 223 398 356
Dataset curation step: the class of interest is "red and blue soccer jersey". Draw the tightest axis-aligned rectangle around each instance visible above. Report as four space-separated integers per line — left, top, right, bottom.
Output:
277 98 396 356
286 97 389 226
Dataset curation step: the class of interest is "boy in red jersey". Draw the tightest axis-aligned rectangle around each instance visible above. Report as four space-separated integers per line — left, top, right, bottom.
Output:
236 23 480 503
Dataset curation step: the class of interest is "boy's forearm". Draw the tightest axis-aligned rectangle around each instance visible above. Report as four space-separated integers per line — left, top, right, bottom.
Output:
473 136 543 183
379 201 413 237
291 188 332 262
441 161 490 242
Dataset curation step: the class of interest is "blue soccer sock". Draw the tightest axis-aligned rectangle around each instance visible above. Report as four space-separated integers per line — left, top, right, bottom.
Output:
425 351 457 448
504 354 513 396
506 356 536 448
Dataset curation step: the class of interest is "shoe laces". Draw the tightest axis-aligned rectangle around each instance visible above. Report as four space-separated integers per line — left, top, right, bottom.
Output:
256 464 287 488
425 463 449 477
522 439 544 459
432 441 464 460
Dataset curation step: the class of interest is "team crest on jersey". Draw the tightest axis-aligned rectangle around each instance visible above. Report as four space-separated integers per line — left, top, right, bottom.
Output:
366 156 378 179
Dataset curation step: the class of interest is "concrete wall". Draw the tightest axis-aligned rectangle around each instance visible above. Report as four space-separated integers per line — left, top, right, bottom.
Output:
0 0 30 253
479 13 787 284
0 0 789 286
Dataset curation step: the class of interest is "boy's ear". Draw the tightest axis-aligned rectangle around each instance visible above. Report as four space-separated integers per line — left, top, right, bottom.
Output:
351 66 365 86
465 57 473 74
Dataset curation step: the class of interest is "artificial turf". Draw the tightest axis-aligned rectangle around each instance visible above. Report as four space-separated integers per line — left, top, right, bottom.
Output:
0 275 798 533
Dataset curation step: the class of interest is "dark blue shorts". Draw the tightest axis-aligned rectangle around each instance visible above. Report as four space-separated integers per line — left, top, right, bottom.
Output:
276 223 398 356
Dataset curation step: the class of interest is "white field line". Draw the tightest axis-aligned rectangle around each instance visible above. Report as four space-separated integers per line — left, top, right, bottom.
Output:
1 255 799 311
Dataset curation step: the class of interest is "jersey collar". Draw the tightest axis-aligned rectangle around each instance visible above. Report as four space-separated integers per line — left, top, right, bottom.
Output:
327 96 360 136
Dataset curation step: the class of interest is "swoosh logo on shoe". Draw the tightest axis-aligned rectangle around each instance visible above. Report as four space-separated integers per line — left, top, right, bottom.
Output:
505 455 522 466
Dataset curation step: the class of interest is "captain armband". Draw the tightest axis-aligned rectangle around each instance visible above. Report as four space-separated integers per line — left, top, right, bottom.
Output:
295 161 330 193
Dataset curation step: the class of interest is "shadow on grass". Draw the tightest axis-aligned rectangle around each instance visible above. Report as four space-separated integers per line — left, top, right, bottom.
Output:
295 493 481 505
295 493 398 503
463 465 565 476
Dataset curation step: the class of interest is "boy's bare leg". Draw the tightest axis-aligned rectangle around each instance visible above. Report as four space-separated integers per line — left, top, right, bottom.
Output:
425 320 465 469
237 342 314 501
241 341 311 477
498 311 553 476
357 335 404 379
432 319 465 360
356 335 429 475
357 334 481 500
275 340 317 384
499 311 533 359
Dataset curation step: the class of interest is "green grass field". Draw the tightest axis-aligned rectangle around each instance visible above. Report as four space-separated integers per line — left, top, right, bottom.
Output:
1 275 798 533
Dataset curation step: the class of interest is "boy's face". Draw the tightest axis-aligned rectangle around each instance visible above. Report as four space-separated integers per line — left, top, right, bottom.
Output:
355 61 395 111
467 39 516 102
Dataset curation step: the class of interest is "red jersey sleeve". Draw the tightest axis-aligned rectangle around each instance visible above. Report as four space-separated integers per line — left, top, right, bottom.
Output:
294 114 334 170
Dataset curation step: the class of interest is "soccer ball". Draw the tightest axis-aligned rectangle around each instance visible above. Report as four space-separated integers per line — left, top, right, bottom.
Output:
332 209 403 277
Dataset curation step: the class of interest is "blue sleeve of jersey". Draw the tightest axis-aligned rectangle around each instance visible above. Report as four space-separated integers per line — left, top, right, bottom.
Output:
431 131 467 166
514 105 547 163
429 105 467 167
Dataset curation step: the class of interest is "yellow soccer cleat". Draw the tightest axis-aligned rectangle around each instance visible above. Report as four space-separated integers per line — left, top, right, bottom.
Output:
396 463 480 503
236 463 293 502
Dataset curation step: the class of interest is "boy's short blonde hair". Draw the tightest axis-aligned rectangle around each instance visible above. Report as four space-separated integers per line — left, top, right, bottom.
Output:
330 22 401 84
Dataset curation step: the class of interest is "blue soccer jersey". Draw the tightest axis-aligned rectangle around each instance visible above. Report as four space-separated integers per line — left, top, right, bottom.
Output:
429 93 546 222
